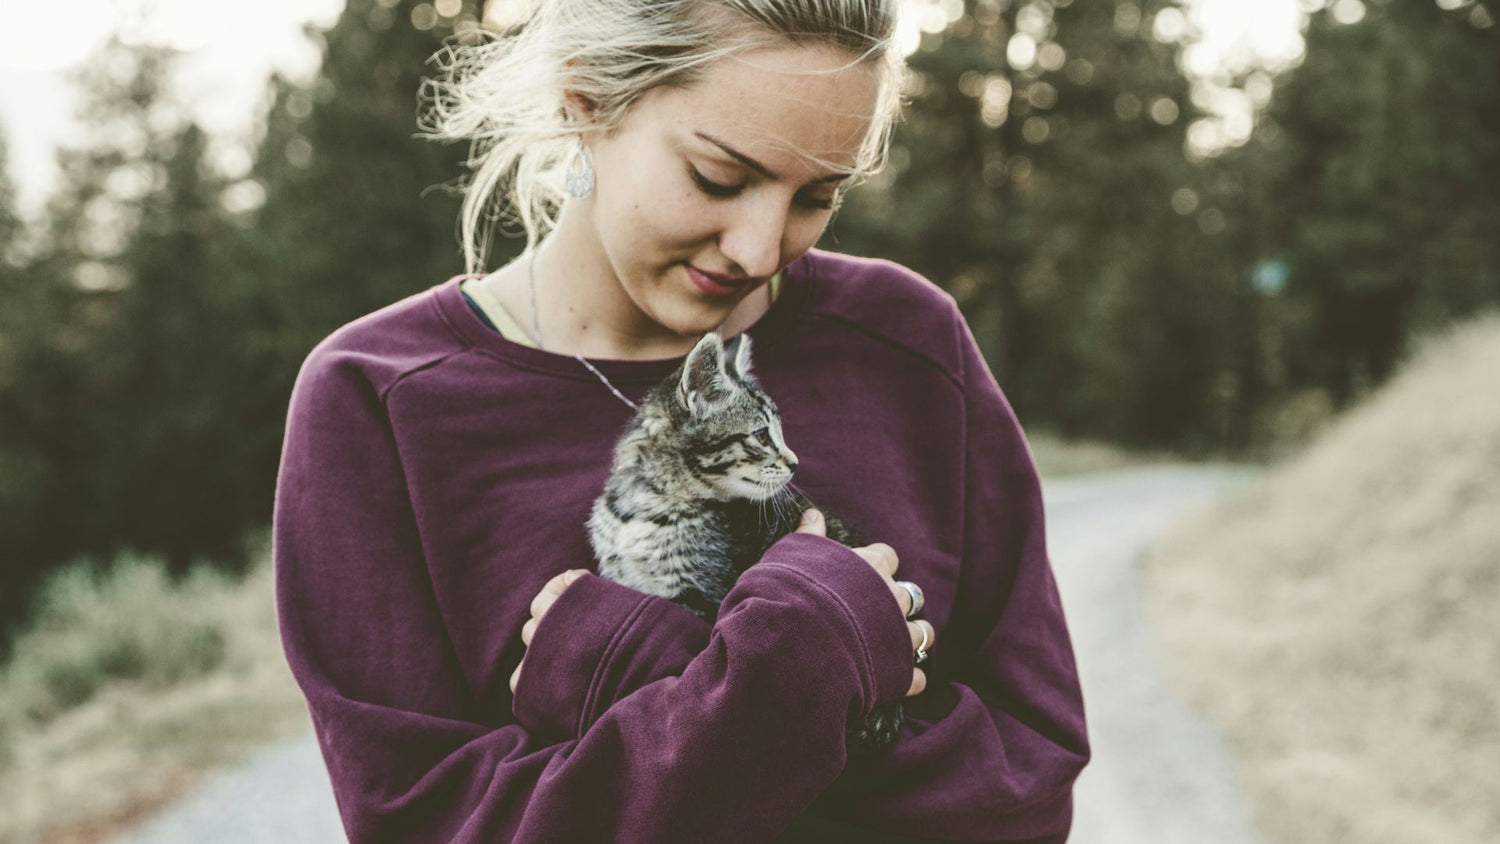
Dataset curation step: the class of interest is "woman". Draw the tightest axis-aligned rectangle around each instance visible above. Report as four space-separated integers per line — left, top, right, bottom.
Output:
273 0 1089 840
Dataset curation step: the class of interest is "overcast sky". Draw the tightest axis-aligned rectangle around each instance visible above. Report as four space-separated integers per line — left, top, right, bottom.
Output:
0 0 1305 217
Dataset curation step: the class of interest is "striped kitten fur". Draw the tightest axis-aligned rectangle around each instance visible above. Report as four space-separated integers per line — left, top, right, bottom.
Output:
589 332 902 752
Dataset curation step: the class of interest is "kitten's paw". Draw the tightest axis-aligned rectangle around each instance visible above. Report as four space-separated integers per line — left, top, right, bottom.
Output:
846 702 903 757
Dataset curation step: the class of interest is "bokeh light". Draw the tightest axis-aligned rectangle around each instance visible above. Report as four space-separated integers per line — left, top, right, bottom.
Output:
1153 7 1189 42
411 4 440 31
1037 43 1068 72
1022 116 1051 144
1150 97 1181 125
1007 34 1038 71
1171 187 1201 215
981 75 1012 127
1330 0 1367 25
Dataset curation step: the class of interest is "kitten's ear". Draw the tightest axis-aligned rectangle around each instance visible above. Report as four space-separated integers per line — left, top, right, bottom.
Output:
724 334 754 380
679 333 734 415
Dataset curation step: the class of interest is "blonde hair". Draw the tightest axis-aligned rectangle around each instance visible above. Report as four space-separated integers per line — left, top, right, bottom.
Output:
420 0 904 273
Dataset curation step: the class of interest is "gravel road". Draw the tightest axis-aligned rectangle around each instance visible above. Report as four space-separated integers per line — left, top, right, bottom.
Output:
118 464 1263 844
1047 465 1265 844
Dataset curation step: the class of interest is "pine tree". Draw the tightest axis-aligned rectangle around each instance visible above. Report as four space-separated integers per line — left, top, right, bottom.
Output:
0 133 53 628
0 135 18 257
85 121 256 567
828 0 1239 448
245 0 487 385
0 4 497 628
0 37 249 630
0 39 185 624
1254 0 1500 406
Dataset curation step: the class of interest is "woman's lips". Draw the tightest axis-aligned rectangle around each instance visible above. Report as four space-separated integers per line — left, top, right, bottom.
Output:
685 265 750 299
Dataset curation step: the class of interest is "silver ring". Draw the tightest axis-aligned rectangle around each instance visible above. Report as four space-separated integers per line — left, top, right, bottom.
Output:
895 580 924 619
914 622 931 664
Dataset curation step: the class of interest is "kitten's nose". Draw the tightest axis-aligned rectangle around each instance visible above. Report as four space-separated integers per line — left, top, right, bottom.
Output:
782 448 798 470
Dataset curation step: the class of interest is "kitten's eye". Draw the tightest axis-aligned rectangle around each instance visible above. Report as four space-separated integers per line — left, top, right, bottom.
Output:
752 427 773 447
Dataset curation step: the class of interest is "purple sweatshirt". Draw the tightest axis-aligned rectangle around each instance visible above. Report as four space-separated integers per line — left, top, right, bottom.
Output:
274 249 1089 843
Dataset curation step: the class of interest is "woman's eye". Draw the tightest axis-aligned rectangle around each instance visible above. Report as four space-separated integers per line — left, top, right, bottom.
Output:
796 193 838 211
691 164 838 211
752 427 773 446
687 164 834 211
690 167 743 198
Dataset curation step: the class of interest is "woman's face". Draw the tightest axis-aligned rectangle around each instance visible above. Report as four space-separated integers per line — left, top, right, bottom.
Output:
578 44 881 339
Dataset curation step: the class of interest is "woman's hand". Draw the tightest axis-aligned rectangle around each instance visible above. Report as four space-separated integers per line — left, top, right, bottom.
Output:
795 509 933 698
510 568 590 693
510 511 934 698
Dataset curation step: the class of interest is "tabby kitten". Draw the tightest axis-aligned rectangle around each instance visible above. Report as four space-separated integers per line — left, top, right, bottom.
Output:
588 332 902 752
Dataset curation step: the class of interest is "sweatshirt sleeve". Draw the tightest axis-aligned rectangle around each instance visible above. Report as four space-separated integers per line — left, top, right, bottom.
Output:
510 573 713 741
273 346 914 844
806 315 1092 841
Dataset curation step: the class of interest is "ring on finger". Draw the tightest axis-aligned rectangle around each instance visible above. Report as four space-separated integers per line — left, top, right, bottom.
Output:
914 621 931 665
894 580 924 619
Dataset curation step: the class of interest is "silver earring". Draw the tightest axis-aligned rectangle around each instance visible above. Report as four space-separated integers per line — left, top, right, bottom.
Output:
565 138 594 200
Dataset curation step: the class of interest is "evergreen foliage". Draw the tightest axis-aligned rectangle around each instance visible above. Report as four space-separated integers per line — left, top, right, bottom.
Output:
0 137 18 255
828 0 1240 449
0 3 482 635
1242 0 1500 407
245 0 489 376
1 0 1498 631
0 40 201 628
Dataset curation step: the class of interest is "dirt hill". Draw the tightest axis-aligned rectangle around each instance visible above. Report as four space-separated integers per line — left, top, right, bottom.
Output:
1146 313 1500 844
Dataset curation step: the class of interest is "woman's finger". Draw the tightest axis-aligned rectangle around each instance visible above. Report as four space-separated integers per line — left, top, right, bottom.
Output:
907 667 927 697
521 617 539 647
890 581 913 616
509 658 524 693
795 508 827 537
530 569 588 619
852 542 899 578
530 587 558 620
909 619 934 653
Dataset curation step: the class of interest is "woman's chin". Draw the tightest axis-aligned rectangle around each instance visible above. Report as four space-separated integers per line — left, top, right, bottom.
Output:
656 302 741 340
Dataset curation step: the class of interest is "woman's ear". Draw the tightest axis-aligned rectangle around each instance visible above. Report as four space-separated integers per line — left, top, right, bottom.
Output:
561 88 598 127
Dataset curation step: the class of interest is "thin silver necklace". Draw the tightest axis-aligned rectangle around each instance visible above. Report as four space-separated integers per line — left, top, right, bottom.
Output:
525 257 817 502
527 251 641 411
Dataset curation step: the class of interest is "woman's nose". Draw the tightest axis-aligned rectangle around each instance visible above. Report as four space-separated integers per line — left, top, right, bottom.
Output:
718 200 786 280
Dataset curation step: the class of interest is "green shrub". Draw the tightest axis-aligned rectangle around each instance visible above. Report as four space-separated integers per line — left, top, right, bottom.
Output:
0 553 236 741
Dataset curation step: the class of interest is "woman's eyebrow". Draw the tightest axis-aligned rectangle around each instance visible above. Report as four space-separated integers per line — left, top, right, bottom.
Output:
693 131 849 184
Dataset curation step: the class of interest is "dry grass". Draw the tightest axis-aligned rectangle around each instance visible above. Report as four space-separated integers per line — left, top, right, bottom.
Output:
1145 312 1500 844
0 555 308 844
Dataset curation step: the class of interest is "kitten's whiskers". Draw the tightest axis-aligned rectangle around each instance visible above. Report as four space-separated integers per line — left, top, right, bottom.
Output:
769 486 794 530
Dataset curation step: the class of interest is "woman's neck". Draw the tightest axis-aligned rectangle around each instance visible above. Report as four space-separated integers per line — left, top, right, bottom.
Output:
532 211 694 360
